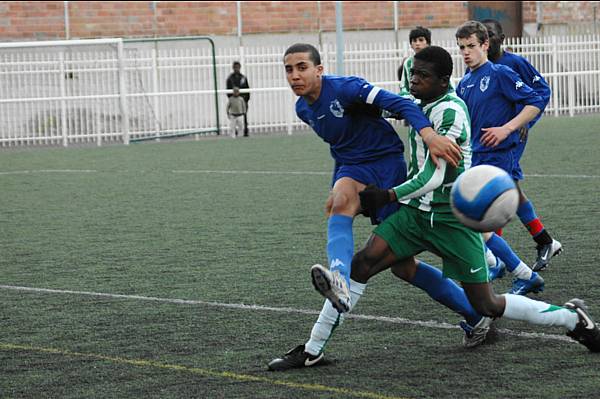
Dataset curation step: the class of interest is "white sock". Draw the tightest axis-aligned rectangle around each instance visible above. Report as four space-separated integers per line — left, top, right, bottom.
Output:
305 279 366 355
512 262 533 280
503 294 578 330
485 247 496 267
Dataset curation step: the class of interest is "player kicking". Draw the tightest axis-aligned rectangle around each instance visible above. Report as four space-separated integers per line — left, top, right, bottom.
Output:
352 46 599 356
270 46 600 370
482 18 562 271
456 21 550 296
269 44 492 371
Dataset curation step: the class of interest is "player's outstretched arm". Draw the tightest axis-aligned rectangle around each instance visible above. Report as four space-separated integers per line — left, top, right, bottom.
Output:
419 127 461 168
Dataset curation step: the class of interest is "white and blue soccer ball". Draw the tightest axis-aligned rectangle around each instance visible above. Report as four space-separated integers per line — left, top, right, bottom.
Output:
450 165 519 232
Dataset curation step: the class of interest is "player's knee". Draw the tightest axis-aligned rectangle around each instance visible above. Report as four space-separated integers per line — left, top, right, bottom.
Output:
329 191 359 215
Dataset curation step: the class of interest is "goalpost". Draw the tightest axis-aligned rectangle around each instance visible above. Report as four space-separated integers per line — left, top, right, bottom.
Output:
0 38 129 147
123 36 221 142
0 36 220 147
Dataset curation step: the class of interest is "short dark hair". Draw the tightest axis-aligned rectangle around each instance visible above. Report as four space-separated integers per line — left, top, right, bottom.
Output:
455 20 488 44
414 46 453 78
283 43 322 65
481 18 504 35
409 26 431 44
232 61 241 68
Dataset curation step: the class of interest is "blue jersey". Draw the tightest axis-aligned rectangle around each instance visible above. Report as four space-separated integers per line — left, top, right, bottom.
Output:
495 51 551 128
457 61 545 153
295 75 431 165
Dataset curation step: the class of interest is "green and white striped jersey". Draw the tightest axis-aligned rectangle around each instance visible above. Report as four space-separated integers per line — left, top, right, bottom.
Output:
399 56 414 96
393 89 472 213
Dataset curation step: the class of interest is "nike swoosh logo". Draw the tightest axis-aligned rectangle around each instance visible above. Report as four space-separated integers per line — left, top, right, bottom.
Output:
305 353 323 366
470 267 483 274
466 84 474 88
317 115 326 119
578 310 596 330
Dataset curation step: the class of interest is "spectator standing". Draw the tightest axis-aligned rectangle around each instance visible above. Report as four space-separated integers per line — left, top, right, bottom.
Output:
226 87 246 138
226 61 250 136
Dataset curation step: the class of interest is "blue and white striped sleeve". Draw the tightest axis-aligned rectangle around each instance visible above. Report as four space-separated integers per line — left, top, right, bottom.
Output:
356 81 432 132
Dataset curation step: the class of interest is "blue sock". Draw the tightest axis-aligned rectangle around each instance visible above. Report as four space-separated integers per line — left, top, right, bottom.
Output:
327 214 354 285
411 261 481 326
486 233 521 272
517 200 537 224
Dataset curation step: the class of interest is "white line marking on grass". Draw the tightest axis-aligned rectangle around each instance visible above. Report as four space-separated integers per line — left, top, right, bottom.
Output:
0 284 575 344
172 170 600 179
173 169 329 176
524 173 600 179
0 169 97 175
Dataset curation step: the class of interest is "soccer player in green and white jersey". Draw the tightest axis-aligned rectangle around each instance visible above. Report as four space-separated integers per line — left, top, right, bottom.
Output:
357 46 600 354
398 26 431 96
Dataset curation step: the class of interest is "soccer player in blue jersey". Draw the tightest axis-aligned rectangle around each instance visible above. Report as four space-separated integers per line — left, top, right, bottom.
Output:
268 43 489 371
283 42 463 313
455 21 550 295
482 19 562 271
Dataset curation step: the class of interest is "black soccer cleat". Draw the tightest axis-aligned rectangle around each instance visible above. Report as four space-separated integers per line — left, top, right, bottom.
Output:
532 239 562 271
267 344 324 371
564 298 600 352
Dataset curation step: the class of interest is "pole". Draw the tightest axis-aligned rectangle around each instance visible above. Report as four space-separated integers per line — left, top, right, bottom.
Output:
64 1 70 39
335 1 344 75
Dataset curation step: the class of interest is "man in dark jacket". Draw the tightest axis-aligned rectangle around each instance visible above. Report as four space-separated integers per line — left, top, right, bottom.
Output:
226 61 250 136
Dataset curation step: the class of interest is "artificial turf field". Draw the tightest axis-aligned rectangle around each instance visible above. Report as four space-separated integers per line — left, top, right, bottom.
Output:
1 115 600 398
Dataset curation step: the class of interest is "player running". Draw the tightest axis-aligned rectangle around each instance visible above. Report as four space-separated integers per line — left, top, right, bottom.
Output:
482 18 562 271
456 21 550 296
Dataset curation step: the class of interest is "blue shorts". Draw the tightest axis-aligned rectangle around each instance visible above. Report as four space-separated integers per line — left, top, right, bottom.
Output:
333 153 407 223
511 135 528 180
472 148 522 181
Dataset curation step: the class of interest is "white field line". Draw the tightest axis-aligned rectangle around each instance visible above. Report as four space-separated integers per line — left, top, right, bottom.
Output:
172 170 600 179
0 169 97 175
0 284 574 344
0 169 598 179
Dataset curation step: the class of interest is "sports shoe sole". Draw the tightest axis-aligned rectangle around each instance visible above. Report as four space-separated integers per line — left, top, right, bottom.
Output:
311 265 350 313
533 243 563 272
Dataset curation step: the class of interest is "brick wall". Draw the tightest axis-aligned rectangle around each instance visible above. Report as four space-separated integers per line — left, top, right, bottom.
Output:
0 1 64 40
523 1 599 24
0 1 595 41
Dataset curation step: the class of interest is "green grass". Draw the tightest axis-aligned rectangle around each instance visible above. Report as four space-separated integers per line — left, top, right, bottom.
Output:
1 115 600 398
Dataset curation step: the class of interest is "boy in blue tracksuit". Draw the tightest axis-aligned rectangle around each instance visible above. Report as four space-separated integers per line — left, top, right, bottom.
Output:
482 19 561 272
456 21 553 296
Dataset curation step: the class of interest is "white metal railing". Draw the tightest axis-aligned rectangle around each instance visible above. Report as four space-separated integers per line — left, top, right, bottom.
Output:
1 35 599 147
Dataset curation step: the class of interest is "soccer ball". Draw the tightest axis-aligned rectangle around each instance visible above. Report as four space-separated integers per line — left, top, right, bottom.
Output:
450 165 519 232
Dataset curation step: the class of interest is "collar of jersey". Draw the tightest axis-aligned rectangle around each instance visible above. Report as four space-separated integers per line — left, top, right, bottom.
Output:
421 88 455 111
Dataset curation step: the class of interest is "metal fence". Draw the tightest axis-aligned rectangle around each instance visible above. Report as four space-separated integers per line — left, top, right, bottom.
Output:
1 35 599 147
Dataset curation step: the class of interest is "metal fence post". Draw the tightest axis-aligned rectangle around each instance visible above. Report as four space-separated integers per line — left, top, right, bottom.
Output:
59 51 68 147
552 36 559 116
117 39 130 145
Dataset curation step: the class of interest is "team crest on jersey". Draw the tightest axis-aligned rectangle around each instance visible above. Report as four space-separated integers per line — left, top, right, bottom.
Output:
329 99 345 118
480 76 490 92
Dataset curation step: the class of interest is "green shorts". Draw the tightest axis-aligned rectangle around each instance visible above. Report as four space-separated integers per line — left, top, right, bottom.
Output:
374 205 489 284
